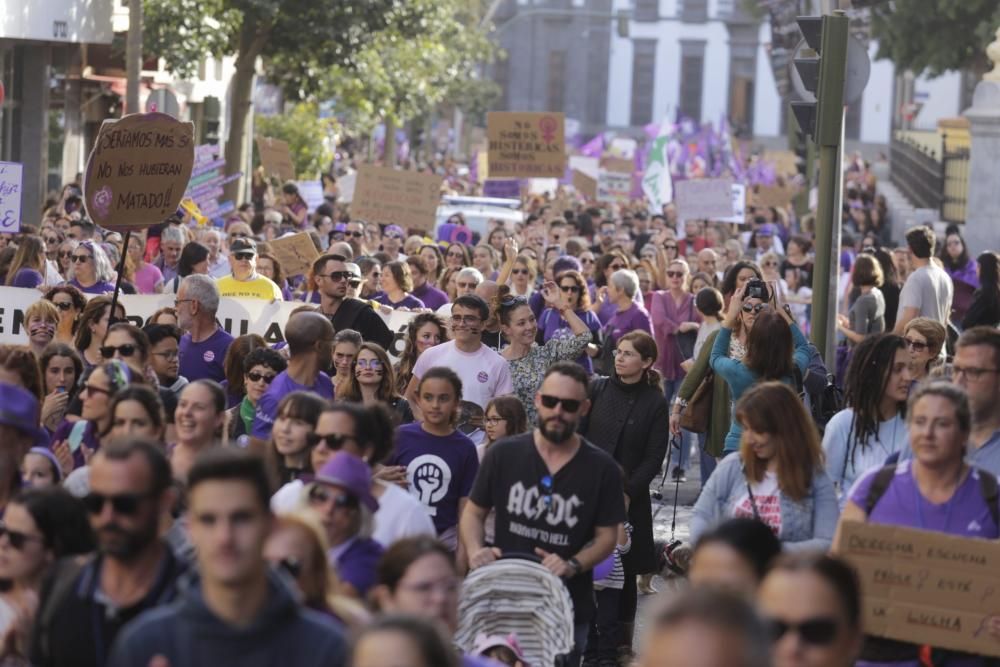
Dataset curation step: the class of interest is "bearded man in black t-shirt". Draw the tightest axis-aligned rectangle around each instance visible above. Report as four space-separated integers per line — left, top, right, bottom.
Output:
461 361 625 665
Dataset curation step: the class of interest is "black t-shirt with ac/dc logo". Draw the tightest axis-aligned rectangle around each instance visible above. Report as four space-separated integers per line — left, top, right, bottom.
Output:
470 432 626 621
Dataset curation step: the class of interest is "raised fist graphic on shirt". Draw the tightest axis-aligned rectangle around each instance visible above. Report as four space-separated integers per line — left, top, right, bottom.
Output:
406 454 453 517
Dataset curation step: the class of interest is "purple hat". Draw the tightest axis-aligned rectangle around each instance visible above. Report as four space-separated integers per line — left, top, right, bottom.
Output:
552 255 582 276
0 383 48 447
28 447 63 482
315 452 379 512
333 222 347 233
383 224 405 239
756 223 776 237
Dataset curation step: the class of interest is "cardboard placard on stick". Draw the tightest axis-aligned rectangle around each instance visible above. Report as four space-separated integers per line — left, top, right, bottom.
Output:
351 165 443 232
256 136 296 182
83 112 195 230
599 156 633 174
836 520 1000 658
268 232 320 278
487 112 566 178
597 169 632 203
752 184 797 208
572 170 597 200
674 178 734 221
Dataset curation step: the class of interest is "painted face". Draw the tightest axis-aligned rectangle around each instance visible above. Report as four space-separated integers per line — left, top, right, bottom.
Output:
414 322 443 356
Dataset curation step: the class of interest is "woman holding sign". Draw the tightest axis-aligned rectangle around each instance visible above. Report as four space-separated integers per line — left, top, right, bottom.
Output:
834 381 1000 666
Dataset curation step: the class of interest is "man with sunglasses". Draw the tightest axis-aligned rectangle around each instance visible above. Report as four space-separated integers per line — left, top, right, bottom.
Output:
105 449 347 667
217 237 283 301
31 439 187 667
380 224 406 262
311 253 393 350
344 220 369 257
462 362 625 665
177 275 234 384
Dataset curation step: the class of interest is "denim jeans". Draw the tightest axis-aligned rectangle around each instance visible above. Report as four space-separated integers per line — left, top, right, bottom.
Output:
663 378 691 472
697 431 718 487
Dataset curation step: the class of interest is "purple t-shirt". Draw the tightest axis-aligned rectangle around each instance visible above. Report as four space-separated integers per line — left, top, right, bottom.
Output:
412 282 449 311
179 328 234 384
389 422 479 535
133 263 164 294
605 302 653 345
374 292 425 310
597 298 618 325
251 370 334 439
69 278 117 295
11 268 43 289
848 460 1000 538
538 307 600 374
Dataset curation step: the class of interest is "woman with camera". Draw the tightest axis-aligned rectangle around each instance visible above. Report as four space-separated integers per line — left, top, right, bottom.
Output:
710 279 812 454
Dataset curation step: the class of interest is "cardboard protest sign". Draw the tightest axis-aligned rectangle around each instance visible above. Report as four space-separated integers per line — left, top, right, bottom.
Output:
716 183 747 225
767 149 799 176
597 169 632 204
256 136 296 182
568 155 599 180
268 232 320 278
572 170 597 199
0 162 23 232
599 156 633 174
526 179 558 196
674 178 734 220
752 184 797 208
487 112 566 178
83 112 195 230
351 165 443 232
184 143 237 224
837 520 1000 657
337 172 356 203
296 180 324 211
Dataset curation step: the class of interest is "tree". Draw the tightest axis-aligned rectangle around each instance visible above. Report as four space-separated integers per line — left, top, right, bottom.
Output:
254 102 339 179
870 0 1000 77
143 0 428 200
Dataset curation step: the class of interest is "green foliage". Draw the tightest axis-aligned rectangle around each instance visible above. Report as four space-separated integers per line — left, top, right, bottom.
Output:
871 0 1000 76
254 103 339 179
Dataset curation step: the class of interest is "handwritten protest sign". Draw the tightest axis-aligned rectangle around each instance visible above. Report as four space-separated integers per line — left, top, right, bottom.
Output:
184 143 237 224
487 112 566 178
351 165 443 232
0 162 23 232
268 232 320 278
572 170 597 199
256 136 296 182
597 169 632 204
674 178 734 220
296 181 324 210
717 184 747 225
837 520 1000 657
337 172 356 203
83 112 195 230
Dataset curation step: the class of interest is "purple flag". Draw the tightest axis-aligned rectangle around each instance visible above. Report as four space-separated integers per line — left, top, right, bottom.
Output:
580 134 604 158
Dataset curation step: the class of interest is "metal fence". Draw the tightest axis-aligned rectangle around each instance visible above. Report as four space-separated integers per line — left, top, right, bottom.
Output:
889 131 969 225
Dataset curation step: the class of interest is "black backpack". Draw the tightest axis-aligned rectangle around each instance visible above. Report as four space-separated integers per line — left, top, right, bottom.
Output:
863 463 1000 527
792 348 844 435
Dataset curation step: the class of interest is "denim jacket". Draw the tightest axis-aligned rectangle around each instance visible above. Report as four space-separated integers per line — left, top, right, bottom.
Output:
691 453 839 551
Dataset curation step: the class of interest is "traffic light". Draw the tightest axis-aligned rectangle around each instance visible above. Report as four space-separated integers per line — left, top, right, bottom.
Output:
790 14 848 147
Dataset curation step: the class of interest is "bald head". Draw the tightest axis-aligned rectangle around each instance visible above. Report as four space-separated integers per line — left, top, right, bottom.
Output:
330 241 353 260
285 311 334 356
475 280 498 302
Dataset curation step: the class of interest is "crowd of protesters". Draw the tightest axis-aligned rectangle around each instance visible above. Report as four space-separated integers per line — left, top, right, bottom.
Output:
0 151 993 667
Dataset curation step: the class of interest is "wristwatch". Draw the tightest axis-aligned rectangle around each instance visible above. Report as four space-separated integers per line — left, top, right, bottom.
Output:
567 557 582 576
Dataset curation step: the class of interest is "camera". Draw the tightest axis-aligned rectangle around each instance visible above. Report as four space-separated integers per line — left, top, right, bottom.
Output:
744 279 770 301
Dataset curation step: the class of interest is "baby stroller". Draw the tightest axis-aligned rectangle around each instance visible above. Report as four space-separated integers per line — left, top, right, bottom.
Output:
456 554 575 666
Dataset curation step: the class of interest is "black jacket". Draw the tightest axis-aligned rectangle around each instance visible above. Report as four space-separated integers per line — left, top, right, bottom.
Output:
329 298 394 350
962 290 1000 330
580 375 669 573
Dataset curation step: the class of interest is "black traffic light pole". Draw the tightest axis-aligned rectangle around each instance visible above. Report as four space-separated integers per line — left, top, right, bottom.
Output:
791 12 848 364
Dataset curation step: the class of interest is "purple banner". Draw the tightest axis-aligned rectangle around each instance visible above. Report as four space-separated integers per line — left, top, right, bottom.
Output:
483 179 521 199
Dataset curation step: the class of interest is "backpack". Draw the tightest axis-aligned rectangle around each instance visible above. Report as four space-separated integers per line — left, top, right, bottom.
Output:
863 463 1000 528
792 342 843 434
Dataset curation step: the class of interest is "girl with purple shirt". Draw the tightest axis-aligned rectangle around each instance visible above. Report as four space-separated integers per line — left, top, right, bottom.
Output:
389 367 479 551
538 269 601 373
836 382 1000 667
5 236 46 289
374 260 426 310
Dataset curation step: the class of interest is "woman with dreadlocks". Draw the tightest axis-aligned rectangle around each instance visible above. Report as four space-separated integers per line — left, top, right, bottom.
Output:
821 334 913 509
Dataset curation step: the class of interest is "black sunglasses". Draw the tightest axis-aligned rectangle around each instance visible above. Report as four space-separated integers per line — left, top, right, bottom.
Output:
539 394 582 412
307 485 359 509
309 433 356 450
100 344 136 359
0 521 43 551
766 617 840 646
71 255 91 263
559 285 581 293
53 301 73 311
742 303 767 314
322 271 353 282
347 231 364 238
83 492 150 516
246 371 276 384
234 252 255 261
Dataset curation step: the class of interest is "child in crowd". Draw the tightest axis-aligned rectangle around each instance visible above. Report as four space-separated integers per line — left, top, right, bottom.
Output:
268 391 326 485
586 493 633 667
21 447 62 488
390 367 479 551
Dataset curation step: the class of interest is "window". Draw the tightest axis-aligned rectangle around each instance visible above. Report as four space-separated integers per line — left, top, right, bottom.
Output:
547 50 567 112
630 40 657 126
680 0 708 22
635 0 659 22
678 40 706 122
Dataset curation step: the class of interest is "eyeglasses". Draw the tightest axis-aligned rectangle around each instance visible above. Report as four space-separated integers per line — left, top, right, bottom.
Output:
349 280 361 288
100 344 136 359
763 261 779 267
447 251 465 259
356 359 383 370
321 271 353 282
0 521 43 551
44 237 58 244
452 315 482 325
485 416 507 425
539 394 582 412
174 299 195 308
152 350 179 361
233 252 255 261
540 474 554 508
348 231 364 238
666 271 684 279
82 383 111 397
247 371 277 384
742 303 767 314
559 284 581 294
82 492 150 516
229 232 250 239
310 433 357 450
307 485 359 509
53 301 73 311
903 338 929 352
71 254 91 263
952 366 1000 381
58 251 72 259
664 244 678 250
456 281 478 290
511 268 530 275
765 617 840 646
